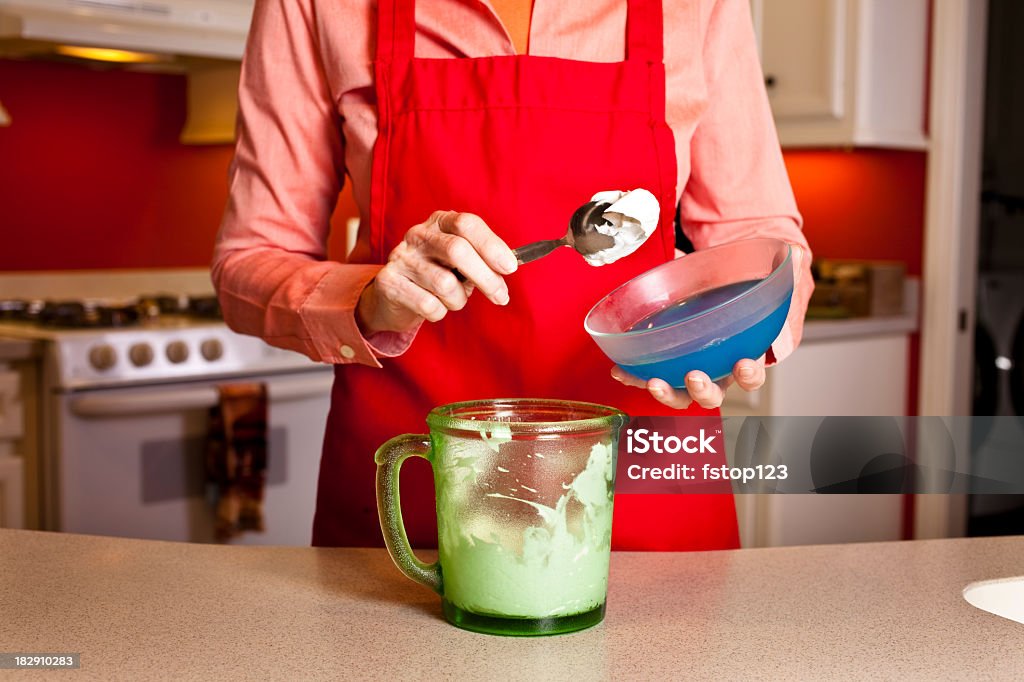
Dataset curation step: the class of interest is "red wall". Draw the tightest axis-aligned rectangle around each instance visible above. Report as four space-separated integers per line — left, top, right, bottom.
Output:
0 59 354 271
785 149 927 276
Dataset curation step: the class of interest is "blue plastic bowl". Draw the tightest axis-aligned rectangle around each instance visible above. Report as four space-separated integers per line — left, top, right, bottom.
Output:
584 238 794 386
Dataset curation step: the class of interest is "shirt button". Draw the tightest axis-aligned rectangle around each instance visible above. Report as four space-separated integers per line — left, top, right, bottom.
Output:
339 344 356 360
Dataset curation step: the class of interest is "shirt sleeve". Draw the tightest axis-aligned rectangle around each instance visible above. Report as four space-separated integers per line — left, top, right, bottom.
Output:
677 0 814 365
211 0 416 367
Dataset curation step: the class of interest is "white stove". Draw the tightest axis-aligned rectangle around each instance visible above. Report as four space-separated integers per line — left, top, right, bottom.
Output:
0 271 333 546
0 319 322 391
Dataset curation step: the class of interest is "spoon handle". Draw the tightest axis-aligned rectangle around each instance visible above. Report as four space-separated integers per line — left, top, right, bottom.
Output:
513 238 570 265
452 237 566 282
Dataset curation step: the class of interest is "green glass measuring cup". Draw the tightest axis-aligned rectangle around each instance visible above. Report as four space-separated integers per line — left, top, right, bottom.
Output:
375 398 628 636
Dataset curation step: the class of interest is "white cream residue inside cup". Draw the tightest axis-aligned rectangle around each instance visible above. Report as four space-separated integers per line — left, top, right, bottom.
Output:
480 425 512 453
437 436 615 618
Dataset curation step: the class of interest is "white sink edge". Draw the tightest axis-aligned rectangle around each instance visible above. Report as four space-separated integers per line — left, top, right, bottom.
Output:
963 576 1024 626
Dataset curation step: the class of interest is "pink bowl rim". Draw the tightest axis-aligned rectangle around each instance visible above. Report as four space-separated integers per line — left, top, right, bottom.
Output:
583 237 793 339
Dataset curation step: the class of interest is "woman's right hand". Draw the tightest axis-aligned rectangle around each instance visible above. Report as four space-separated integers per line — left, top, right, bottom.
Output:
357 211 518 336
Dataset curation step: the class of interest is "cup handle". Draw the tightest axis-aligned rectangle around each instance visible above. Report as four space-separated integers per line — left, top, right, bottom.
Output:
374 434 443 595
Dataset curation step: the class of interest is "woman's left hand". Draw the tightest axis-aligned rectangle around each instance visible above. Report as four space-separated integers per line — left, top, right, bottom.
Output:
610 357 766 410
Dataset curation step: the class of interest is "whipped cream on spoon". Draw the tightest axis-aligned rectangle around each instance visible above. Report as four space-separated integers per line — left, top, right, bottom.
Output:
514 188 661 267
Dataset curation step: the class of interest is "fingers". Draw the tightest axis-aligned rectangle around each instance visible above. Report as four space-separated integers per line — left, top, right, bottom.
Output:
409 212 513 306
402 258 470 313
733 357 766 392
684 371 725 409
611 368 724 409
610 365 647 388
613 360 765 410
432 231 509 305
374 266 449 323
371 211 515 329
434 211 515 304
647 378 695 409
435 212 518 275
611 367 694 409
791 244 805 286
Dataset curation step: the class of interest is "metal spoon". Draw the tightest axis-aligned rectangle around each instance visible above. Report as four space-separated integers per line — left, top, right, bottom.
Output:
453 200 615 281
513 200 616 265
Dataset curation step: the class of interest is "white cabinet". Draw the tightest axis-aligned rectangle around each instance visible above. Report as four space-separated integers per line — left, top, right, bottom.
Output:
0 367 25 529
725 330 912 548
723 333 910 417
0 456 24 529
751 0 929 149
0 368 24 440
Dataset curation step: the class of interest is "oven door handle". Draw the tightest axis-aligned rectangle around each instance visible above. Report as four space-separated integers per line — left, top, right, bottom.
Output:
68 373 335 417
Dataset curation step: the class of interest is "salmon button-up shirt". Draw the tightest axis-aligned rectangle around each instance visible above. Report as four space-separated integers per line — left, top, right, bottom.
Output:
213 0 814 368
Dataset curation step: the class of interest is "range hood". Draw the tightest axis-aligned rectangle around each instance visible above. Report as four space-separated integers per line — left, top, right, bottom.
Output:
0 0 254 144
0 0 254 60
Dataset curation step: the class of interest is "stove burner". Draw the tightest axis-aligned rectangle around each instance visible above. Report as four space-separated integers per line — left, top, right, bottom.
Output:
0 299 43 321
38 301 142 329
38 301 86 327
187 296 222 320
0 293 222 329
137 294 189 318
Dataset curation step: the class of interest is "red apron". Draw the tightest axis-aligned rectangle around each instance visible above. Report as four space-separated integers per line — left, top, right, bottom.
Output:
313 0 739 552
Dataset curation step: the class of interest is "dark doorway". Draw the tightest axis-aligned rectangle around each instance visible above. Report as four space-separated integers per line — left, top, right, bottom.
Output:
969 0 1024 537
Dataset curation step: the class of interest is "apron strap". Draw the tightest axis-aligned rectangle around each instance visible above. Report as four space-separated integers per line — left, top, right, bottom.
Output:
376 0 416 63
625 0 664 63
379 0 663 64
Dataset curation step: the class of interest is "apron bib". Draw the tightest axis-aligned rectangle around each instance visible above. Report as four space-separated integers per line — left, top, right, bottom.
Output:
313 0 739 551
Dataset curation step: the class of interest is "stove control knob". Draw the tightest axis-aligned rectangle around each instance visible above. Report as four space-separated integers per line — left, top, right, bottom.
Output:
166 341 190 364
200 338 224 362
88 344 117 371
129 343 154 367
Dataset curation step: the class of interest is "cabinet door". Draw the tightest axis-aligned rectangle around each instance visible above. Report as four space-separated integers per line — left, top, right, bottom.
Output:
752 0 928 148
0 369 23 440
767 335 909 416
728 335 910 548
758 0 846 122
0 457 25 529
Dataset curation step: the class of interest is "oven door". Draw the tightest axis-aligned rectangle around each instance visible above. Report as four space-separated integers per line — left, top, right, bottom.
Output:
49 369 333 545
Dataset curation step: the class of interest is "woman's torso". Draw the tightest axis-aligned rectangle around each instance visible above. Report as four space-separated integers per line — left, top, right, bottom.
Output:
311 0 739 551
308 0 713 227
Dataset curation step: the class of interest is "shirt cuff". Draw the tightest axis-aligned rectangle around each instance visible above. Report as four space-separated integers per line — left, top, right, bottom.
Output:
299 263 420 366
364 324 423 359
767 245 814 366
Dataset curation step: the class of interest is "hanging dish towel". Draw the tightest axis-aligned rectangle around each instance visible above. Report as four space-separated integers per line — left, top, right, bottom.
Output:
206 383 268 541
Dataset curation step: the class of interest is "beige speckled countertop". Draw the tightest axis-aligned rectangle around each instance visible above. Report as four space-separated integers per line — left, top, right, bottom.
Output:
1 530 1022 680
